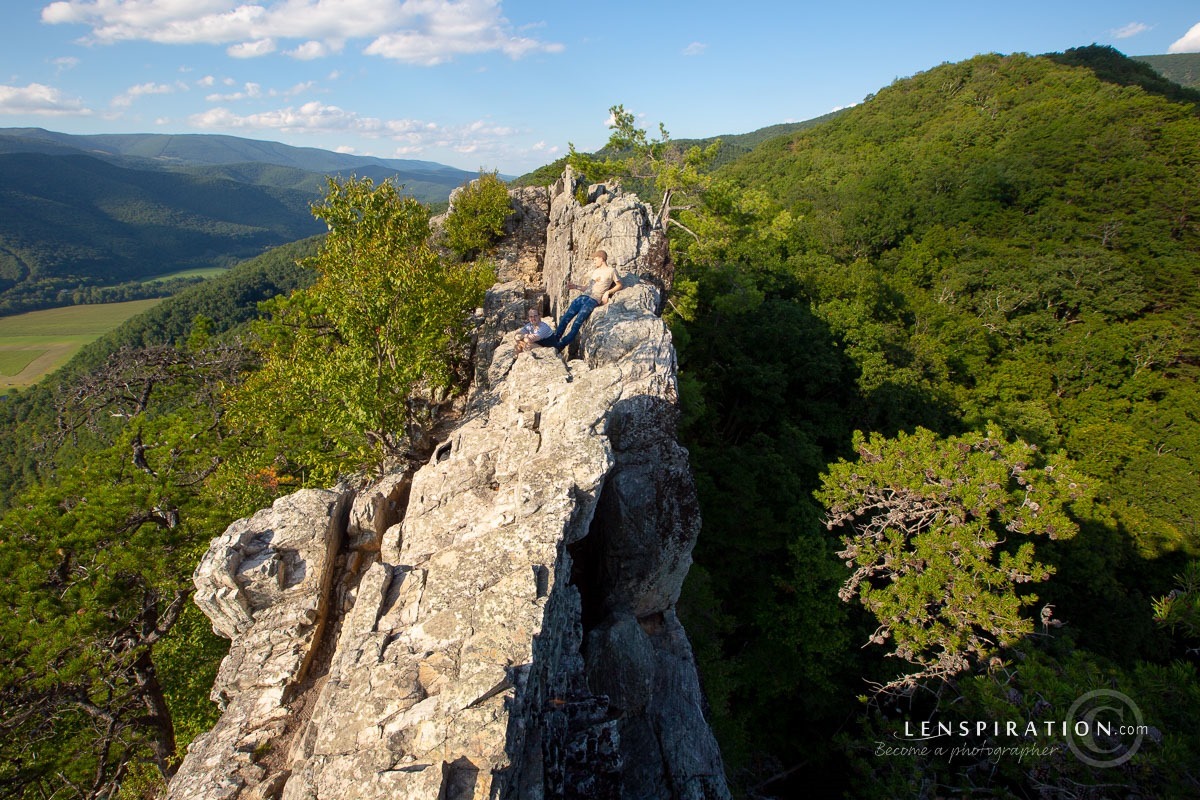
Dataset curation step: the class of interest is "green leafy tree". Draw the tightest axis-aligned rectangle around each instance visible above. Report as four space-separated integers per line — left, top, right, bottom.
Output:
819 427 1085 692
228 176 493 483
1153 560 1200 640
0 345 242 797
441 171 512 261
570 104 719 240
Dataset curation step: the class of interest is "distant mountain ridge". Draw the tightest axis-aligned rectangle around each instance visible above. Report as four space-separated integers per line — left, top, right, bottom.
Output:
0 127 499 213
0 129 492 315
0 128 479 188
1133 52 1200 90
0 151 324 314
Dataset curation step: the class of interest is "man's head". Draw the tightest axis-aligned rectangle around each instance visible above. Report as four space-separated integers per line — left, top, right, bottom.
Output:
526 308 542 324
592 249 608 266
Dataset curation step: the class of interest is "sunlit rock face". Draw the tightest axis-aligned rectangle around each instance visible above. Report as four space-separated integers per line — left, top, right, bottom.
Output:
169 171 730 800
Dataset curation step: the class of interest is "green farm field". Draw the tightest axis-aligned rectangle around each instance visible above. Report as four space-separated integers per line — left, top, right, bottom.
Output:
143 266 230 283
0 299 163 388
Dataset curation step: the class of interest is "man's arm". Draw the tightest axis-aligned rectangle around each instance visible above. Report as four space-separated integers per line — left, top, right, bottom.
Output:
599 266 621 303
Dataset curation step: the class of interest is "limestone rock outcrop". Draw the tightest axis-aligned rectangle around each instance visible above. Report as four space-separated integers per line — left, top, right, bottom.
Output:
171 490 351 800
544 166 671 319
168 170 729 800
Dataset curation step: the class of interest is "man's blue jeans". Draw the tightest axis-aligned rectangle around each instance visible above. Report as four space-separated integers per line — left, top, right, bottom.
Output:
554 295 599 348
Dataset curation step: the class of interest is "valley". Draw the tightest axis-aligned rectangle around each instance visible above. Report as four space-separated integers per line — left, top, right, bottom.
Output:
0 299 163 387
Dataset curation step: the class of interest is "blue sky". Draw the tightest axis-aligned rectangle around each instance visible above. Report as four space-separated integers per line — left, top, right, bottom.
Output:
2 1 1198 174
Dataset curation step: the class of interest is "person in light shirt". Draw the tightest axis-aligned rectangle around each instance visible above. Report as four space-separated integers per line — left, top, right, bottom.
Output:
552 249 620 351
515 307 557 353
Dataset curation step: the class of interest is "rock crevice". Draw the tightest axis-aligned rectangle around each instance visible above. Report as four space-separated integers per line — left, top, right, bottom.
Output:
169 170 729 800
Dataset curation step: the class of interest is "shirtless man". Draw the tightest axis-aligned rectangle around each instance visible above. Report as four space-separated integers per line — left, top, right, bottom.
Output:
553 249 620 351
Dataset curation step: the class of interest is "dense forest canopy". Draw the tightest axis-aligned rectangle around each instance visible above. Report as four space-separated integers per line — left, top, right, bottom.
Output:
1 44 1199 799
664 46 1200 797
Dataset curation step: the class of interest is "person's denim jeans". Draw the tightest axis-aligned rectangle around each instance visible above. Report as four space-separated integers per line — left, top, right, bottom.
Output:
554 295 599 348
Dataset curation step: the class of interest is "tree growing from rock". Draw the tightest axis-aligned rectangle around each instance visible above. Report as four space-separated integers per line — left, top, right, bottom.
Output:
569 103 719 241
442 171 512 261
229 176 493 483
818 426 1084 692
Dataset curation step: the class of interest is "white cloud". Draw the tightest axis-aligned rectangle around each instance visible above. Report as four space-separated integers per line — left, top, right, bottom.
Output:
204 81 263 102
190 100 412 137
188 100 523 160
1111 22 1149 40
284 80 316 96
228 38 276 58
1169 21 1200 53
682 42 707 57
51 56 80 73
197 75 215 86
463 119 515 136
287 40 337 60
0 82 92 115
112 81 180 107
41 0 562 65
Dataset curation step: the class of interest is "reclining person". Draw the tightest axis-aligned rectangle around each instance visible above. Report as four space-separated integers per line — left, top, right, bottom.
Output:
553 249 620 351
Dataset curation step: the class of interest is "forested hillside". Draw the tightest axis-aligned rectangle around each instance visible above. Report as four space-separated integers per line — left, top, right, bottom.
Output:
665 46 1200 797
0 129 485 316
0 153 324 314
1135 52 1200 90
2 43 1199 800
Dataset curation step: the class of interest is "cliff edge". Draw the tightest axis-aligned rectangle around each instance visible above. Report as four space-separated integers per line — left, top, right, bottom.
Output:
168 168 730 800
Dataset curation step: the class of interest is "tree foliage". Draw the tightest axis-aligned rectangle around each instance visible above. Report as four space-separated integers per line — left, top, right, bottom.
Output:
668 48 1199 794
441 171 512 261
228 176 493 483
819 427 1084 691
0 343 242 798
569 104 719 239
1153 560 1200 641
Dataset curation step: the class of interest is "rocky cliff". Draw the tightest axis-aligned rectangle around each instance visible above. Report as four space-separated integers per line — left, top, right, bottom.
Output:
168 168 730 800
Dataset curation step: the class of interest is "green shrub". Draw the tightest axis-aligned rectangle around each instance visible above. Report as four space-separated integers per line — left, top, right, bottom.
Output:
227 176 494 482
443 171 512 260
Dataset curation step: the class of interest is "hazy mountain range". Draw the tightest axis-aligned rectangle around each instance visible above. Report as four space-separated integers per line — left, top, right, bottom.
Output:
0 128 493 314
0 127 486 198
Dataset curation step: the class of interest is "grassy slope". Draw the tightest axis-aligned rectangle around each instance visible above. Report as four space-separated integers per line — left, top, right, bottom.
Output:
0 299 163 387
